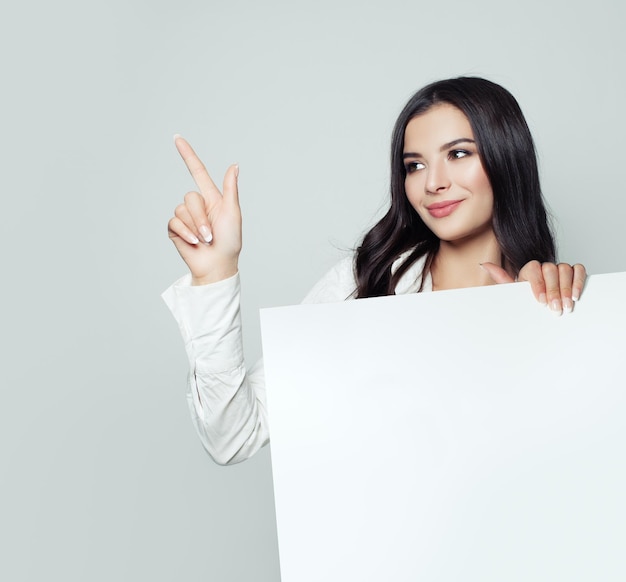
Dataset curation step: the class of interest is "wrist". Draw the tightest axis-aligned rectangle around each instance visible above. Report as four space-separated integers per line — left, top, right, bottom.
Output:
191 263 239 286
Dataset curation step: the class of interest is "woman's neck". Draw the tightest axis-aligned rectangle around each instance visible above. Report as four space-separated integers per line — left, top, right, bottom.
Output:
430 230 506 291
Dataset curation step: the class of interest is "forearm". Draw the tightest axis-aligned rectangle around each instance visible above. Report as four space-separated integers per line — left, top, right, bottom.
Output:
163 272 269 464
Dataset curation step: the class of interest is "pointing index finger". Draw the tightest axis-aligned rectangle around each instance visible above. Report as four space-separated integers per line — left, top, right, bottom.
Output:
174 135 220 200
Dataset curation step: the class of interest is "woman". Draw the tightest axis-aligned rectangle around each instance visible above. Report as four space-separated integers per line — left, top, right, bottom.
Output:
163 77 586 465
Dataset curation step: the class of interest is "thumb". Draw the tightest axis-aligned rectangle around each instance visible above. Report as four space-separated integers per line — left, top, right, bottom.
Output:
480 262 515 284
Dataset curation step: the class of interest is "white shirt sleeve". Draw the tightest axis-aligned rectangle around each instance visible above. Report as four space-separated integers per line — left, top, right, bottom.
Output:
162 272 268 465
161 256 358 465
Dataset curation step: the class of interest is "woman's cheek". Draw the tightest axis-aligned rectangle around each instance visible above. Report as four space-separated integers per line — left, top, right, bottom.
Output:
404 177 423 212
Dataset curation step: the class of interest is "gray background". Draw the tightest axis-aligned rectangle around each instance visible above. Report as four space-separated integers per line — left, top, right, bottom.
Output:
1 0 624 580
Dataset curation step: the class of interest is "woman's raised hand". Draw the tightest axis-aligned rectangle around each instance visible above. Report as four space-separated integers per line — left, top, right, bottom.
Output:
168 136 242 285
481 261 587 315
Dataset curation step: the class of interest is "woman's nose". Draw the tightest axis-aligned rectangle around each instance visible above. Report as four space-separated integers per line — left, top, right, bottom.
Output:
425 160 451 194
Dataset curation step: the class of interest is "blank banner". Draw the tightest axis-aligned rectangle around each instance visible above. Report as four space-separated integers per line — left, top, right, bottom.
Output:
260 273 626 582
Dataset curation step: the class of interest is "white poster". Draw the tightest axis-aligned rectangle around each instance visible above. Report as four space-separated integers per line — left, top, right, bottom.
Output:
261 273 626 582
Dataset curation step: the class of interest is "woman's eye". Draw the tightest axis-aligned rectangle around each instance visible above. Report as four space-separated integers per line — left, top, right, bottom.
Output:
450 149 470 160
405 161 425 173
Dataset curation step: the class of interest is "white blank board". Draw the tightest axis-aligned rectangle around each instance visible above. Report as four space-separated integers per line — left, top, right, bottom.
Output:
260 273 626 582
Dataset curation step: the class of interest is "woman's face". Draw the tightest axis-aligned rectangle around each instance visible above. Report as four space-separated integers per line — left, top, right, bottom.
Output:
403 104 494 244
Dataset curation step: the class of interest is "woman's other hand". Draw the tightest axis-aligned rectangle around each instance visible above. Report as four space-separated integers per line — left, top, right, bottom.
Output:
481 261 587 315
167 136 242 285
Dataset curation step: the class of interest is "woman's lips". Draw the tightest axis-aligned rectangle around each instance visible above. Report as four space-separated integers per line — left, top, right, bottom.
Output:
426 200 463 218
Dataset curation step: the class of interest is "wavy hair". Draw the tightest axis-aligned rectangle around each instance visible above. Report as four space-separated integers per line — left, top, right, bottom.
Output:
355 77 556 298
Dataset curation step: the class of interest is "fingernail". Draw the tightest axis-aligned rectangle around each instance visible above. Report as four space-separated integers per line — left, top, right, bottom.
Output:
173 133 182 142
572 291 580 302
539 293 547 306
550 299 562 315
200 225 213 244
563 298 573 313
188 234 199 244
234 163 239 178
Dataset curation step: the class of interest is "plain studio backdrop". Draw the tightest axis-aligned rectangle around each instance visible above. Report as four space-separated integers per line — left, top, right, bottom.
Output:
1 0 624 580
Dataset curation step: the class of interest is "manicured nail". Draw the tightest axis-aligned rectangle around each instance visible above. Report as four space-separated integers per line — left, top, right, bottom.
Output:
539 293 547 306
563 298 573 313
188 234 199 244
200 225 213 243
550 299 562 315
572 290 580 302
234 163 239 178
173 133 182 142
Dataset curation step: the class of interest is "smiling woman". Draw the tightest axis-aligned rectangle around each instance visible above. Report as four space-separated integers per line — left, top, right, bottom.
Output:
355 77 567 300
404 105 497 289
163 77 587 465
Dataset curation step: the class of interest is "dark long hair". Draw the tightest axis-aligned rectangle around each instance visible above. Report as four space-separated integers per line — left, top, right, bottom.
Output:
355 77 556 298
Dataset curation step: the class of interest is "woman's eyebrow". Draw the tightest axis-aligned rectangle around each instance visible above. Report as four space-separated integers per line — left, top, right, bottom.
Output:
439 138 475 151
403 138 476 158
